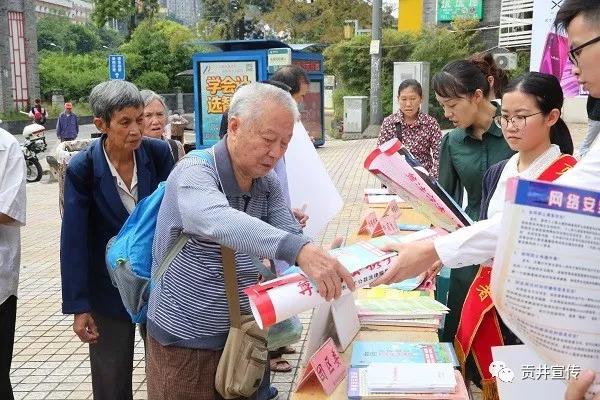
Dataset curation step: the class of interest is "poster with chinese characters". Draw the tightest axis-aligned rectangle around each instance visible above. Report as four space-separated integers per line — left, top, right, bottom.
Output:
491 178 600 397
199 61 257 143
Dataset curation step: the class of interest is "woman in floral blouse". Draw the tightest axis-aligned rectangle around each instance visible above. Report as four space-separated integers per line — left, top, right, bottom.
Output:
377 79 443 178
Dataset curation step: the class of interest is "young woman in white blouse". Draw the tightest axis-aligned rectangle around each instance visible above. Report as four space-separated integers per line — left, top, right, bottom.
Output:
453 72 576 398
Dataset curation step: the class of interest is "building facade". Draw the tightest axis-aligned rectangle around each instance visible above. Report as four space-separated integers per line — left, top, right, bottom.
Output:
35 0 93 24
421 0 502 49
70 0 93 24
166 0 201 27
0 0 40 112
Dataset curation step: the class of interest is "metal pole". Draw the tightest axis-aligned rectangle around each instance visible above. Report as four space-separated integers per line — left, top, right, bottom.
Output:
364 0 383 136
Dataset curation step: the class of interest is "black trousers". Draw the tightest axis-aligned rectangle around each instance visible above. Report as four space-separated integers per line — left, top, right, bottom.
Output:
0 295 17 400
89 313 137 400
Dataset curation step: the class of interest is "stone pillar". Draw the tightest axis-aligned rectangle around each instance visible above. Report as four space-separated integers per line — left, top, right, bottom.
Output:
23 0 40 103
0 0 40 113
0 4 12 113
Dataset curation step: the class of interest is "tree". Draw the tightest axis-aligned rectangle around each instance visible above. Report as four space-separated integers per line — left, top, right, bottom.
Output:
37 16 123 54
325 20 483 123
92 0 159 38
120 19 205 90
263 0 372 44
134 71 170 92
39 51 107 100
198 0 274 40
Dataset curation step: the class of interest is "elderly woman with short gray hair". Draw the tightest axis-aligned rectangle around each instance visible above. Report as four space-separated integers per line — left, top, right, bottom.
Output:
60 80 174 400
140 89 185 161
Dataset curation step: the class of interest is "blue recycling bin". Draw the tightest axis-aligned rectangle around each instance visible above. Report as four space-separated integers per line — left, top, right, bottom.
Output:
192 40 326 149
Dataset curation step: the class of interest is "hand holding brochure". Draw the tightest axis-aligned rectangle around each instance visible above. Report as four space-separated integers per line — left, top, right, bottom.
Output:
244 229 445 329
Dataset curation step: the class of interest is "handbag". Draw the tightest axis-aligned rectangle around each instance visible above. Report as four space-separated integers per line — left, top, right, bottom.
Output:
215 246 268 399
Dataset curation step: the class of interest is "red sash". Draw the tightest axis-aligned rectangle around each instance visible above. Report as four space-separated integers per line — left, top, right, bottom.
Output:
454 154 577 399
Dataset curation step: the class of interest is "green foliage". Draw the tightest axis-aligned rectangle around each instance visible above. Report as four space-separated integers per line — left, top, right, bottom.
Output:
409 19 482 75
120 19 204 89
198 0 275 40
134 71 170 93
0 111 30 122
263 0 375 44
409 19 482 123
46 102 93 118
38 52 107 100
92 0 159 38
325 29 418 116
37 16 123 53
325 20 483 124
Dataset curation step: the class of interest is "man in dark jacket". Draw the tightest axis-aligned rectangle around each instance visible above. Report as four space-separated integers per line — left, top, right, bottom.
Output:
56 102 79 142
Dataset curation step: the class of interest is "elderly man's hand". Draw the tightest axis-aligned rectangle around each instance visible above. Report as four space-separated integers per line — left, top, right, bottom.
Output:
565 370 600 400
296 243 355 301
370 239 440 287
73 313 99 344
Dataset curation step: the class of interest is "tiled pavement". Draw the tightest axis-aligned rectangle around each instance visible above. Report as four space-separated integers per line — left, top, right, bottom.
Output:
11 123 589 399
11 136 380 400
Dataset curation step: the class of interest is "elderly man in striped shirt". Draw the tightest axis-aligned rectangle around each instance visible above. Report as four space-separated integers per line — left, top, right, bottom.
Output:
145 82 355 400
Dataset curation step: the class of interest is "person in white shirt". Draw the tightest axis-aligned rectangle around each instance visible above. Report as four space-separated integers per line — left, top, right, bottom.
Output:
0 127 26 400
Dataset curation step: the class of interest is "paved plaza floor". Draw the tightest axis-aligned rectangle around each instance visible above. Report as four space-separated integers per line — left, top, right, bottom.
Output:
10 122 588 399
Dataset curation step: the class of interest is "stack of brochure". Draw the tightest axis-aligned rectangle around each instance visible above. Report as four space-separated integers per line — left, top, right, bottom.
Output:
355 288 448 330
367 363 456 393
348 342 467 399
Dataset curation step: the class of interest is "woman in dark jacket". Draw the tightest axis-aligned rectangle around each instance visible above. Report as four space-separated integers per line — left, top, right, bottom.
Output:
60 80 174 400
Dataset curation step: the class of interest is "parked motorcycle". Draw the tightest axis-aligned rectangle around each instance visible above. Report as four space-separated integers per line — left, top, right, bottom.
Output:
22 124 47 183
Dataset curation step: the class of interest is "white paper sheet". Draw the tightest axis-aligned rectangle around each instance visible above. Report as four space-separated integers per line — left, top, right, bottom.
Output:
285 121 343 239
491 179 600 398
492 345 565 400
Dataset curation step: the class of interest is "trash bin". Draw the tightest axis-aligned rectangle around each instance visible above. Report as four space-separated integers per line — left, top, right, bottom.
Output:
56 139 94 217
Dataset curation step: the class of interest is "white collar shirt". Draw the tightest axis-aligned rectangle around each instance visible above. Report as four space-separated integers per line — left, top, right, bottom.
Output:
0 128 27 305
102 145 138 214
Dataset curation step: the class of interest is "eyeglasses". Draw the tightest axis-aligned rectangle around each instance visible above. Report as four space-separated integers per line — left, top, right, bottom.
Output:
569 35 600 66
494 112 543 129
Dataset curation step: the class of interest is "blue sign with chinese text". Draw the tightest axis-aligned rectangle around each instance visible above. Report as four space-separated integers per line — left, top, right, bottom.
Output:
512 179 600 218
108 55 126 80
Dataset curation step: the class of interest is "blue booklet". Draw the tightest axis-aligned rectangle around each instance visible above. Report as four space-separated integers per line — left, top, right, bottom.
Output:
350 341 458 367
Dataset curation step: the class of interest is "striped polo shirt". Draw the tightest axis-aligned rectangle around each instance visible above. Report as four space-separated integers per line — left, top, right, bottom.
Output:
147 138 310 349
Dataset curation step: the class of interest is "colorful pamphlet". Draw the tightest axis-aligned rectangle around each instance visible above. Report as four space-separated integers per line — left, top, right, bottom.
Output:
350 342 458 367
364 139 472 232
